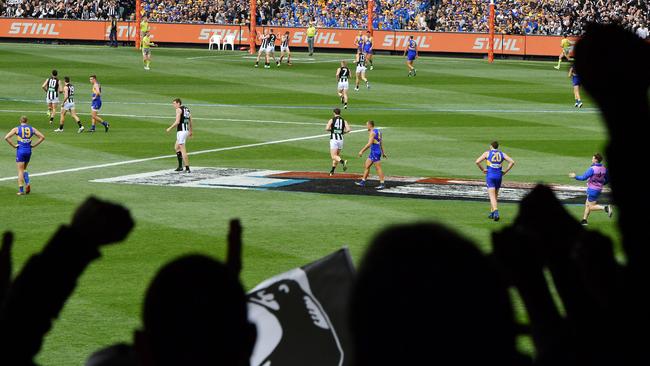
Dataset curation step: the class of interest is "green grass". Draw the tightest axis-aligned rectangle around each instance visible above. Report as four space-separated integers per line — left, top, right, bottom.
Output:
0 43 617 364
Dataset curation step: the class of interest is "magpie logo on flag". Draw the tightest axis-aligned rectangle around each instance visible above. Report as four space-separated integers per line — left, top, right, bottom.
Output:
247 249 354 366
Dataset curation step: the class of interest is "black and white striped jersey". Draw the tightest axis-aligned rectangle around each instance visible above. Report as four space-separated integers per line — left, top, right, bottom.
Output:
330 116 346 140
281 35 289 48
46 77 59 100
177 106 191 132
260 35 269 48
357 53 366 67
65 83 75 103
338 67 350 82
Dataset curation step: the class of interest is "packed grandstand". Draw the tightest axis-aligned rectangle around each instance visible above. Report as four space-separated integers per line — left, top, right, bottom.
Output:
1 0 648 36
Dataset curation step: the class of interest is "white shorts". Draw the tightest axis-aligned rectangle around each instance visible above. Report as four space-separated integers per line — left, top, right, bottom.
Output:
176 131 189 145
356 65 367 74
63 102 75 111
46 97 59 104
338 81 349 90
330 139 344 151
265 45 275 54
281 46 290 53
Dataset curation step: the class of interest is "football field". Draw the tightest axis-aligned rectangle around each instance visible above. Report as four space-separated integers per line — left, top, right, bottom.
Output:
0 43 617 364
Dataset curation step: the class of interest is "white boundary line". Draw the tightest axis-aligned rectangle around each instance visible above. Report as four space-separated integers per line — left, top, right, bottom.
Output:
0 129 366 182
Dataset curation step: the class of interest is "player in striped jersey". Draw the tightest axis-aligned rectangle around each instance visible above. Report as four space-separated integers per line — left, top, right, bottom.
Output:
55 76 85 133
254 29 269 68
354 50 370 91
325 108 350 176
265 29 278 69
166 98 193 172
336 61 350 109
42 69 62 125
278 31 292 66
4 116 45 195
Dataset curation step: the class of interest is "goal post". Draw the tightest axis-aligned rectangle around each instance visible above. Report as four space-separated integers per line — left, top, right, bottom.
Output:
367 0 374 35
135 0 141 49
249 0 257 54
488 0 495 63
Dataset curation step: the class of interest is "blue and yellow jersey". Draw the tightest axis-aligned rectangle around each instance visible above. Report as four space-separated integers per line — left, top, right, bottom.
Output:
16 125 35 151
407 39 417 52
486 149 504 177
370 128 382 153
92 82 101 100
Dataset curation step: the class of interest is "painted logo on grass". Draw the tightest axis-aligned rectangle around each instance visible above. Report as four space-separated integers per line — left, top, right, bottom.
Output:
91 167 600 203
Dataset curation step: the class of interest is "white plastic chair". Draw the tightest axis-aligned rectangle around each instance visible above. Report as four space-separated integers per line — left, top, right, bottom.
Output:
223 34 236 50
209 34 222 50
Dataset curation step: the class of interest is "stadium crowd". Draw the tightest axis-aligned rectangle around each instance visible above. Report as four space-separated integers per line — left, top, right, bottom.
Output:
2 0 649 35
428 0 650 36
0 0 134 20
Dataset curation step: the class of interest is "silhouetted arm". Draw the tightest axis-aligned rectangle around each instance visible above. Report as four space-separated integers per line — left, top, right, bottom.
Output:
0 197 134 365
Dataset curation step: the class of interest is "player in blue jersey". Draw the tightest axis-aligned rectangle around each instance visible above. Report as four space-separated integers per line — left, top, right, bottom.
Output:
4 116 45 195
363 31 374 70
354 31 364 53
89 75 110 132
404 35 418 77
568 64 583 108
475 141 515 221
356 120 387 189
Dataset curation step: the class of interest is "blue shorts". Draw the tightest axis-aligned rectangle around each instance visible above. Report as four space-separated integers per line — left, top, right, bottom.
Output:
364 47 373 54
486 176 502 189
586 188 601 202
407 52 416 61
368 151 381 163
16 150 31 163
572 75 581 86
91 99 102 110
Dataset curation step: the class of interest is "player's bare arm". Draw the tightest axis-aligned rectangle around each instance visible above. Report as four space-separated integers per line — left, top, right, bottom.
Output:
31 128 45 148
502 153 515 175
344 120 351 134
336 68 341 79
325 118 333 131
188 116 193 137
166 108 182 132
358 132 374 156
41 79 48 92
475 152 488 173
93 84 101 97
4 128 18 148
380 139 387 158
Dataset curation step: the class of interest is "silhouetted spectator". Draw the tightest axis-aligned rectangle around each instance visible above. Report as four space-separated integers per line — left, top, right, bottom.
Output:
0 197 134 365
133 254 256 366
350 223 526 366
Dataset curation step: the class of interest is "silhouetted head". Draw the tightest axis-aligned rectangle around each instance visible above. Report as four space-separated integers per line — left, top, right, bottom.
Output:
491 140 499 149
86 343 136 366
350 223 517 366
135 255 256 366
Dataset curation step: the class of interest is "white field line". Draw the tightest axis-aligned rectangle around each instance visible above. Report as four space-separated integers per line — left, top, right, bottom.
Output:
0 109 367 128
0 99 600 114
0 129 367 182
